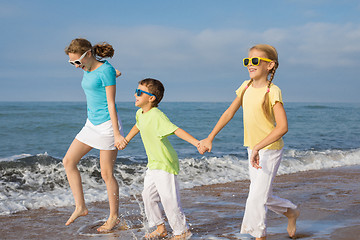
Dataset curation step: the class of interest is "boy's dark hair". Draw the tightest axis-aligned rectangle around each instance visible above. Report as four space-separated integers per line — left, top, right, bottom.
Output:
139 78 164 107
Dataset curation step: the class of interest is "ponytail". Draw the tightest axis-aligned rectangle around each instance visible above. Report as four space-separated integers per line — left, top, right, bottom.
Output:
92 42 114 59
65 38 114 59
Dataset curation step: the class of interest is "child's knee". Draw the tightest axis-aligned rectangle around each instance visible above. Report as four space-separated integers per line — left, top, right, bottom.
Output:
63 157 74 170
100 170 114 182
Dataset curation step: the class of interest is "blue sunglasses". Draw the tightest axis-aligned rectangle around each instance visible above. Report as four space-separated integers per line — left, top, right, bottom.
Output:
135 89 157 99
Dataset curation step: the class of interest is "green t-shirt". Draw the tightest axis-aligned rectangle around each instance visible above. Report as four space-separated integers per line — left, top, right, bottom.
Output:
136 107 179 175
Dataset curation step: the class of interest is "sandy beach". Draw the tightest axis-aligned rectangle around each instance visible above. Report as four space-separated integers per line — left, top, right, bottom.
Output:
1 165 360 240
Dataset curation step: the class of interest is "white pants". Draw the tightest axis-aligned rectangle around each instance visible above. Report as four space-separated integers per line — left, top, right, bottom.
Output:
142 169 188 235
240 148 297 238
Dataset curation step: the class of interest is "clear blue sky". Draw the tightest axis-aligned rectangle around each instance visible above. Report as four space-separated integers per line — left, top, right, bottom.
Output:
1 0 359 102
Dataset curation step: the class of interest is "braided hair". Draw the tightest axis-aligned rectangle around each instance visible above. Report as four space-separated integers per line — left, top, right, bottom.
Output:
239 44 279 123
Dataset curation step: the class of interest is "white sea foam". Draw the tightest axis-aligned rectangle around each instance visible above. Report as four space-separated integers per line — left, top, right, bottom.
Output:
179 148 360 188
0 154 32 162
279 148 360 174
178 155 249 188
0 148 359 215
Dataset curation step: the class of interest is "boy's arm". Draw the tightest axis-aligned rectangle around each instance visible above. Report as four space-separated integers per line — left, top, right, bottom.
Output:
125 124 140 142
118 124 139 150
174 128 199 147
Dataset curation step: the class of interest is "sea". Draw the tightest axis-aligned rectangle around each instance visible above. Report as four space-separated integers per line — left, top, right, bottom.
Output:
1 101 360 216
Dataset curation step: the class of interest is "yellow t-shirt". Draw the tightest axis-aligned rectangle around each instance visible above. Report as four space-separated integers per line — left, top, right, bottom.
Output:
235 80 284 150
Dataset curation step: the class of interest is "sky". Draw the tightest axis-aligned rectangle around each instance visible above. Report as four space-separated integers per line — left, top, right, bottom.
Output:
0 0 360 103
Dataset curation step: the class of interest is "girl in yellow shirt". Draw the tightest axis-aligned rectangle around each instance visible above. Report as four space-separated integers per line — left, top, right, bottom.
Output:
199 44 299 240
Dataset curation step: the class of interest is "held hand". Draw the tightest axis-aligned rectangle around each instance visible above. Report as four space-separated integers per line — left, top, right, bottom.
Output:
250 149 262 169
196 142 206 155
198 138 212 154
114 135 126 150
117 137 128 150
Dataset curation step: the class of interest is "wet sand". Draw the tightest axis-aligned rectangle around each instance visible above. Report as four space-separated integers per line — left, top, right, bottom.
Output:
1 165 360 239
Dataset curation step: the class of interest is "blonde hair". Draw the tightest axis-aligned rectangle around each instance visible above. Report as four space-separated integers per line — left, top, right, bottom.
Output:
64 38 114 59
239 44 279 123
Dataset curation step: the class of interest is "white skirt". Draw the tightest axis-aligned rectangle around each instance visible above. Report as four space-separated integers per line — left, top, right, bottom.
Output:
75 118 124 150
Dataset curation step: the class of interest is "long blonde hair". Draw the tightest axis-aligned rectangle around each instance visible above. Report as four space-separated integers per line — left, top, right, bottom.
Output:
239 44 279 122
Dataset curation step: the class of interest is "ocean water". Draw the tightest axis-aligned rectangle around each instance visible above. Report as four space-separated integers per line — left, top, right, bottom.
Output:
0 101 360 215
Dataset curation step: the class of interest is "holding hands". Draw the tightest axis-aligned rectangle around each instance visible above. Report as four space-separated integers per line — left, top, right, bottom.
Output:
114 134 125 150
197 138 212 155
116 137 128 150
116 125 212 155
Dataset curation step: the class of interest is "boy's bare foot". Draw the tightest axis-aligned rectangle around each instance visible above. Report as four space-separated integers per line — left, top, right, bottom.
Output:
97 216 121 233
169 230 192 240
285 208 300 238
255 237 266 240
144 223 167 239
65 207 88 225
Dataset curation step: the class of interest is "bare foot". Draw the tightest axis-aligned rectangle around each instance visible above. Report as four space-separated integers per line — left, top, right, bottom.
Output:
169 230 192 240
65 207 88 225
144 223 167 239
255 237 266 240
285 208 300 238
97 216 121 233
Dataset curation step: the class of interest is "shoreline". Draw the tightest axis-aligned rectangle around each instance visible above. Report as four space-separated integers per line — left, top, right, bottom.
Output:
1 165 360 239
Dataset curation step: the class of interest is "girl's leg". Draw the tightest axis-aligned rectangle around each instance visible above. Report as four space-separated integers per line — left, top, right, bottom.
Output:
284 207 300 238
97 149 120 232
63 139 92 225
264 151 299 238
240 149 283 238
266 195 299 238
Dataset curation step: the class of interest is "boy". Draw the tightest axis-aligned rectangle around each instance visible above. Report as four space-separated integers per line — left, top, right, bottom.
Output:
119 78 197 240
